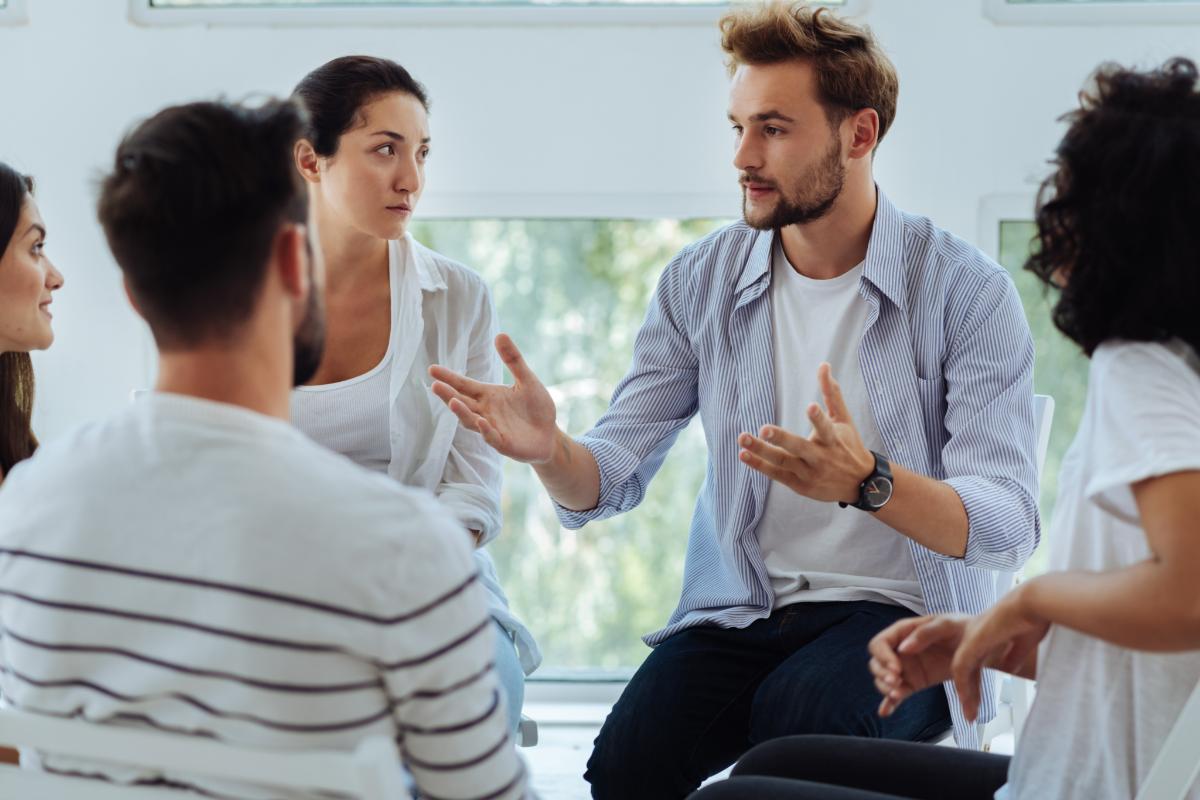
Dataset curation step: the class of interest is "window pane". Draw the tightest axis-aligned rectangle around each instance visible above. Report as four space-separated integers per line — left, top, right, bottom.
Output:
149 0 843 6
1007 0 1197 4
409 218 727 675
996 221 1089 576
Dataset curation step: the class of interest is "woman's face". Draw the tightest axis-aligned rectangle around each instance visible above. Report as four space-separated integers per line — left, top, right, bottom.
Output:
0 196 63 352
317 91 430 241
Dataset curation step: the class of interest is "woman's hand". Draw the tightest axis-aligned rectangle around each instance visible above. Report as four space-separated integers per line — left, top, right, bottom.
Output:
951 586 1048 722
430 334 559 464
869 615 967 718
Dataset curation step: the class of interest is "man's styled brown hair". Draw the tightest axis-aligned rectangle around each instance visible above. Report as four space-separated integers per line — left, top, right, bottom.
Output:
720 1 899 147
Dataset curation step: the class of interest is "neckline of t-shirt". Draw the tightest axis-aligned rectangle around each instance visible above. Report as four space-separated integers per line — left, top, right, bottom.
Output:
773 237 865 292
138 391 298 439
294 240 402 394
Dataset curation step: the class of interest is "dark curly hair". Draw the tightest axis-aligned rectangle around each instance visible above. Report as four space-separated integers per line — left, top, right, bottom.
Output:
1025 57 1200 357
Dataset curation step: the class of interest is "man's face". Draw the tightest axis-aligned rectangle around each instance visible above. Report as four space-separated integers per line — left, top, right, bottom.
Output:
728 60 847 230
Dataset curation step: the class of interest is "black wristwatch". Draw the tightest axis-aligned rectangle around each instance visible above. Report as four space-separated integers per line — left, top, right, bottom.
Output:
839 451 893 512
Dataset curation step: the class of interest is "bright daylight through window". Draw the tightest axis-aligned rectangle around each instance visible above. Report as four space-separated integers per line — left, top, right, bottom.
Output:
410 218 727 677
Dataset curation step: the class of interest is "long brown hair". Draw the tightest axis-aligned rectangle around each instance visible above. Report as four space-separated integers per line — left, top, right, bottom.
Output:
0 164 37 477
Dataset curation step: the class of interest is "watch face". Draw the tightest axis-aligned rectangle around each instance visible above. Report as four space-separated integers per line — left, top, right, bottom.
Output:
863 476 894 509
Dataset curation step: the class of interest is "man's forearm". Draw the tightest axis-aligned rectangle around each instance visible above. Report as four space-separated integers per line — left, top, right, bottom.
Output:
875 464 969 558
532 430 602 512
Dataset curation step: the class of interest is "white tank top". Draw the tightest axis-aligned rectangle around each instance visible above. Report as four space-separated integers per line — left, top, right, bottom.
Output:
291 348 393 475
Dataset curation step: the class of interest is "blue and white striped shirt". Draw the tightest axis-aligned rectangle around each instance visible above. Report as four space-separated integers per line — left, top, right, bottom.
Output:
556 191 1040 747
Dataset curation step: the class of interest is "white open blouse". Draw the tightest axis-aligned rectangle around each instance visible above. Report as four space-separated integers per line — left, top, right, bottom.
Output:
292 234 540 675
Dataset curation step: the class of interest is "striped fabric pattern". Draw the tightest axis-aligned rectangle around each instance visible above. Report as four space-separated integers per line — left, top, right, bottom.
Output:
0 393 529 800
557 191 1040 748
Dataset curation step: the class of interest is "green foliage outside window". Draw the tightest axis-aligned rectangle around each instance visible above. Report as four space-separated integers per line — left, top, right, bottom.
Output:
411 219 726 675
996 220 1090 576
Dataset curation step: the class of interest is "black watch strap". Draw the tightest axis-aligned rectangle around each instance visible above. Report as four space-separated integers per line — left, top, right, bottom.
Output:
839 451 893 512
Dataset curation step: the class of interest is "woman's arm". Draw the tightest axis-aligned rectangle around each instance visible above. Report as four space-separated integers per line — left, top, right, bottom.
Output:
1016 470 1200 651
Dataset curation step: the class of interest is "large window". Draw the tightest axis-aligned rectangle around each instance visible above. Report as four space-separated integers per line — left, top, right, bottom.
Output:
986 0 1200 24
409 218 727 676
132 0 861 26
995 219 1089 576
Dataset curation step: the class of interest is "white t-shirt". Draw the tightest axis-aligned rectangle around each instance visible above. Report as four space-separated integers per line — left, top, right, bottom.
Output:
754 239 924 613
0 393 529 800
1006 340 1200 800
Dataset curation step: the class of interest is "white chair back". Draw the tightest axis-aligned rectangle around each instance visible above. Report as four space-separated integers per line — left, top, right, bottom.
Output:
0 708 411 800
1135 679 1200 800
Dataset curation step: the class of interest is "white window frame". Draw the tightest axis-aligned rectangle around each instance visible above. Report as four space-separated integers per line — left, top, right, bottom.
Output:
0 0 30 26
130 0 868 28
985 0 1200 26
416 191 736 220
978 193 1036 260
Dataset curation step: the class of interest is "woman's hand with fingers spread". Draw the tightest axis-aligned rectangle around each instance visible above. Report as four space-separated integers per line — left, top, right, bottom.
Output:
430 333 559 464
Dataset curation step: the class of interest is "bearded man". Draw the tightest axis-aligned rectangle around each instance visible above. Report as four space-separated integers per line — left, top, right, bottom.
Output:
429 4 1040 798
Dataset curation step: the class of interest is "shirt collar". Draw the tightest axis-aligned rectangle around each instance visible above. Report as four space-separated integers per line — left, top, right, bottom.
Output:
394 234 448 294
734 188 908 310
861 189 908 311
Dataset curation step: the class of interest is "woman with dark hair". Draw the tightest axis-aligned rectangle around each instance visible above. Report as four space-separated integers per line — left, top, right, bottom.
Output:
289 56 539 732
0 162 64 483
689 58 1200 800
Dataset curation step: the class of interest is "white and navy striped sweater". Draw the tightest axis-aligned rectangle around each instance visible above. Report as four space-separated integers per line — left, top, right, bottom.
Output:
0 392 529 800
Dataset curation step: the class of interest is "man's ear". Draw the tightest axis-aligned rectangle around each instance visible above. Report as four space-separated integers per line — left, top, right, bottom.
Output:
294 139 322 185
275 223 309 300
846 108 880 160
122 276 143 317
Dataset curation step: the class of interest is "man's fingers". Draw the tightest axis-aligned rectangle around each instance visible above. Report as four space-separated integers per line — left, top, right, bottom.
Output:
755 426 817 462
447 397 487 433
818 363 853 422
495 334 539 385
739 449 806 495
431 380 483 414
429 367 486 401
807 403 838 441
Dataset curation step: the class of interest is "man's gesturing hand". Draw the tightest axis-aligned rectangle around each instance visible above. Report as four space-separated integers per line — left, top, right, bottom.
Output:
738 362 874 504
429 334 559 464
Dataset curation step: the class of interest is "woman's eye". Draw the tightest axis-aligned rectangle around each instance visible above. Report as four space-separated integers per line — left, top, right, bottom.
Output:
418 147 430 160
32 241 45 256
376 144 395 156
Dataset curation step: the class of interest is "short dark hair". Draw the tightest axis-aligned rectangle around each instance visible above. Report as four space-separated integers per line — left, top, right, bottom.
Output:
1025 57 1200 357
292 55 429 158
97 99 309 349
0 162 38 475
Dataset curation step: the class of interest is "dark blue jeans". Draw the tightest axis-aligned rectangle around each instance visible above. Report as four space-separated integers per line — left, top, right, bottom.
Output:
585 601 952 800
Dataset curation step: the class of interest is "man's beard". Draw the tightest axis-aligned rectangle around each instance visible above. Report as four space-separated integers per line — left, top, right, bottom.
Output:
292 260 326 388
741 133 846 231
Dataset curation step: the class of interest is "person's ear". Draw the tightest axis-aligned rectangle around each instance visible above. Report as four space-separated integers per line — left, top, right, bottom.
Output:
294 139 322 185
846 108 880 160
122 276 143 318
275 223 309 301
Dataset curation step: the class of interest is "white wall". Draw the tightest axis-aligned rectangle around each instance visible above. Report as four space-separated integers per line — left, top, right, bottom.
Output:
2 0 1197 441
